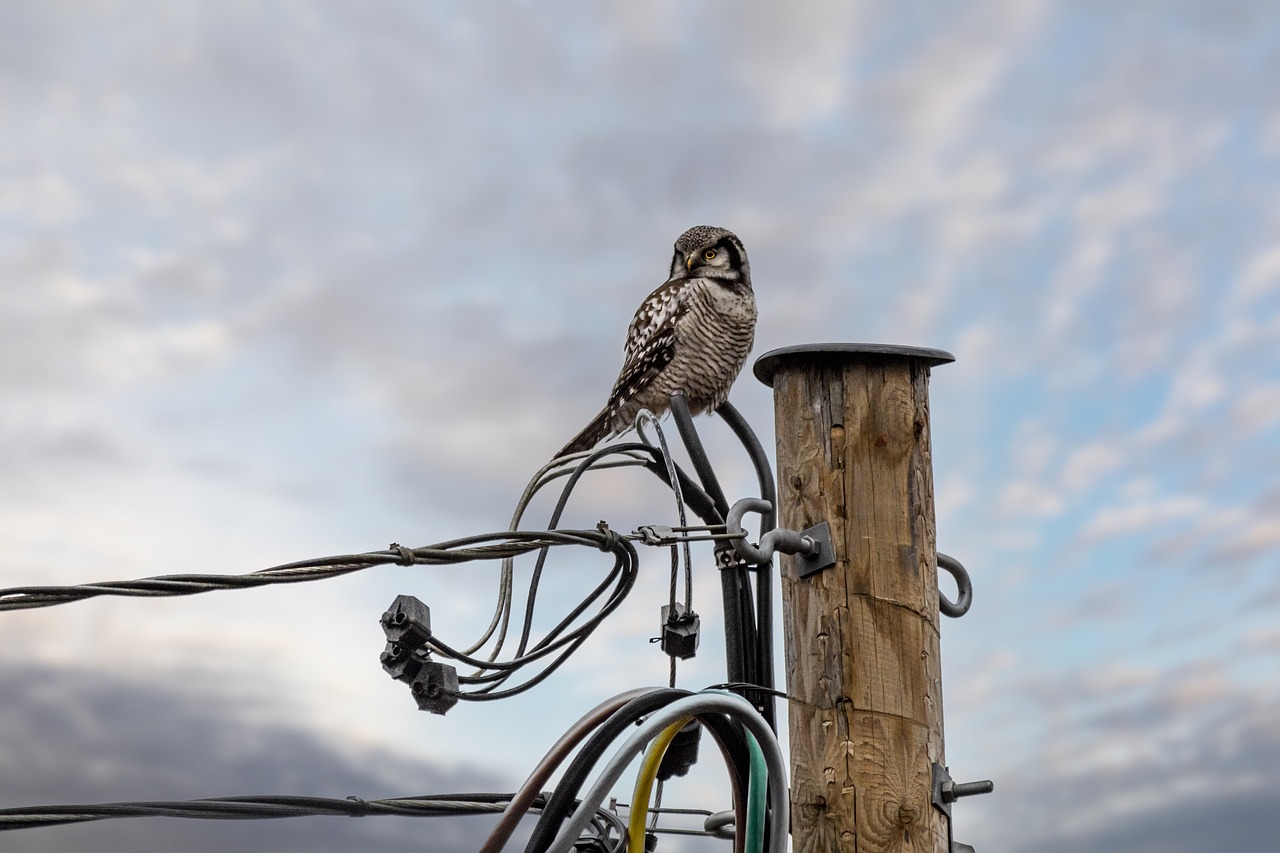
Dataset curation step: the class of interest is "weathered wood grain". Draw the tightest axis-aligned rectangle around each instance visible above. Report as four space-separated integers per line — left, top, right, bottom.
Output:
772 355 948 852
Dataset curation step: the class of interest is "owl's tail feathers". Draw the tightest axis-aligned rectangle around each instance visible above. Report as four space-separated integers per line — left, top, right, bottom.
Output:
555 407 614 460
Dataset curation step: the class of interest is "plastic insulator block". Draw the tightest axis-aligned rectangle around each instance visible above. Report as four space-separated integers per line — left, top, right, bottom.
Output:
380 640 429 682
380 594 432 648
410 661 460 715
659 602 700 660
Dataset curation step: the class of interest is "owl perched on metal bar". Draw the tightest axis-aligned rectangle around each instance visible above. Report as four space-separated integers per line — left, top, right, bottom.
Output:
556 226 757 458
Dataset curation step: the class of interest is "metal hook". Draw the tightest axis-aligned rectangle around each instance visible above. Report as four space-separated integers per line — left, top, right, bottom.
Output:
726 499 801 563
726 499 835 577
937 552 972 618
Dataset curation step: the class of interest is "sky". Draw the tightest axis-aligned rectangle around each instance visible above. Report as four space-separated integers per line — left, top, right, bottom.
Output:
2 1 1279 851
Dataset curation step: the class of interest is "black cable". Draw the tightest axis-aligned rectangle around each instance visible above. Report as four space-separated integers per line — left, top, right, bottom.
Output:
469 448 656 695
512 446 639 661
453 544 641 701
715 402 777 534
455 628 606 702
524 688 691 853
669 395 730 520
461 440 713 698
523 687 753 853
443 549 629 675
452 538 638 700
718 401 780 732
504 444 716 673
636 450 723 526
716 548 758 692
669 397 768 723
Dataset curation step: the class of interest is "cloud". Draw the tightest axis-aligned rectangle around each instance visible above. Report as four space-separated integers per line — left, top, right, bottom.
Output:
1233 384 1280 432
0 664 511 853
956 648 1280 853
1079 492 1205 540
720 0 871 127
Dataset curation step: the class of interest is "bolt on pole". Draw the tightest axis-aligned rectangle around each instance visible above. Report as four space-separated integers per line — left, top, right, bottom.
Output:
754 343 954 853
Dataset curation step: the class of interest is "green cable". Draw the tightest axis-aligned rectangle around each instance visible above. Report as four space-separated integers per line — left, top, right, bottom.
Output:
703 689 770 853
744 730 767 853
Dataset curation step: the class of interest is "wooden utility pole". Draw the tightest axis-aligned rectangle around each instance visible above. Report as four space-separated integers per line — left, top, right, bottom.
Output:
754 343 954 853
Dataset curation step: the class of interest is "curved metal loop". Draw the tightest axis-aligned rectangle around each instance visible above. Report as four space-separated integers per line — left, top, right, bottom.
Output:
703 809 737 840
937 552 972 618
726 498 818 565
726 498 773 563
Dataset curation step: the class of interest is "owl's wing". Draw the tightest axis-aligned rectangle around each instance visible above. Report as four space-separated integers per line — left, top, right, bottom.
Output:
609 277 689 403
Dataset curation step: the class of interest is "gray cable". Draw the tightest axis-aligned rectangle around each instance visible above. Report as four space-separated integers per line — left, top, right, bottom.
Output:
547 692 789 853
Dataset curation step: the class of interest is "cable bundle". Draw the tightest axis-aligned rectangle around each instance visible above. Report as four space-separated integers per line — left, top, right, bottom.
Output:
479 687 788 853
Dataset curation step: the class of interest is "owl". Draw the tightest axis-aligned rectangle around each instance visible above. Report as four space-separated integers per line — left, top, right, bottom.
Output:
557 226 757 458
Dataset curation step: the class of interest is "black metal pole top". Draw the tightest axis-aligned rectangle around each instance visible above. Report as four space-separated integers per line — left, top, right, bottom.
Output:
752 342 955 388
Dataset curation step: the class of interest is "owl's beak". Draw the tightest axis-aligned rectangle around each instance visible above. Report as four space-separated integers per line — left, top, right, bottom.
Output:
686 254 695 271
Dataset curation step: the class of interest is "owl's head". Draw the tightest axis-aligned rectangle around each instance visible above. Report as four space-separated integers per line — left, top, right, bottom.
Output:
670 225 750 288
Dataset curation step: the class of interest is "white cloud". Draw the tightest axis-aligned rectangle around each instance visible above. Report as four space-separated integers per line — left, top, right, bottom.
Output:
1080 493 1204 540
1231 244 1280 309
1209 516 1280 563
1059 440 1123 492
0 168 85 225
1233 384 1280 432
727 0 871 127
1072 180 1161 233
995 480 1065 518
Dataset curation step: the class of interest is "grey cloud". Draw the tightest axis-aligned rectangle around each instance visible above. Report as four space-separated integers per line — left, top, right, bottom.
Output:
0 664 512 853
954 651 1280 852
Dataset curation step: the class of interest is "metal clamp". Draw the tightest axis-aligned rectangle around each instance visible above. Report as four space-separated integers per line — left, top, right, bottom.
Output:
937 553 972 618
726 498 836 576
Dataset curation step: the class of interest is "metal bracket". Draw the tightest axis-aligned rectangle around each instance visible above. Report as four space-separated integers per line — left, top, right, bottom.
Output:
725 498 837 576
932 762 993 853
794 521 836 577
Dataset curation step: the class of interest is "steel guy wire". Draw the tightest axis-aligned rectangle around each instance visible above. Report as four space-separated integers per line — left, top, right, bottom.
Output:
0 792 623 836
0 530 622 612
635 409 694 614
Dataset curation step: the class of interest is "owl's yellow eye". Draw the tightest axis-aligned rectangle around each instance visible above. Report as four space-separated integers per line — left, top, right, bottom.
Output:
704 249 717 260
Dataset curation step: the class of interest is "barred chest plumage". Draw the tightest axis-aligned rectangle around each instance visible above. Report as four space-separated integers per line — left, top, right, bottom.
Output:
658 277 757 414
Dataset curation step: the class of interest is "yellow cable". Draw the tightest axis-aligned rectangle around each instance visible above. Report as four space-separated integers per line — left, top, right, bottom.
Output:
627 715 693 851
